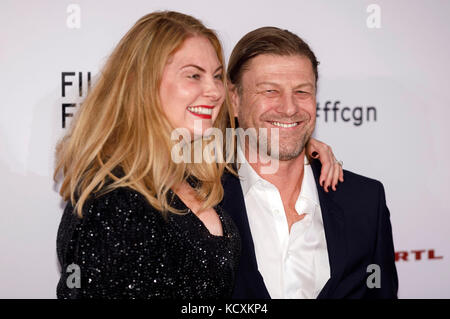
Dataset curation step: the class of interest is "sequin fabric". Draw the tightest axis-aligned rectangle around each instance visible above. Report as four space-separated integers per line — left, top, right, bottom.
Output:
56 186 241 299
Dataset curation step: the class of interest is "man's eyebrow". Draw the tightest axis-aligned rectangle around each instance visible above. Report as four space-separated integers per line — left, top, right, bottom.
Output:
181 64 223 73
256 82 280 87
294 83 315 90
256 82 314 88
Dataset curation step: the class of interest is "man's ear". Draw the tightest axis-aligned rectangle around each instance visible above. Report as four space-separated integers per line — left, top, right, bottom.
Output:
228 82 240 117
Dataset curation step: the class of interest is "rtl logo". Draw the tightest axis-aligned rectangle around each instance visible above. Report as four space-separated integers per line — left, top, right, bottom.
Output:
395 249 443 262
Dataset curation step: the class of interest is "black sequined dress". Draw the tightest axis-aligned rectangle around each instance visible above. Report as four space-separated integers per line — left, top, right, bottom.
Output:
56 186 241 299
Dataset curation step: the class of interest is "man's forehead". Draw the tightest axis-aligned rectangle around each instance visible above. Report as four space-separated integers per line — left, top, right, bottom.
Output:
243 54 315 82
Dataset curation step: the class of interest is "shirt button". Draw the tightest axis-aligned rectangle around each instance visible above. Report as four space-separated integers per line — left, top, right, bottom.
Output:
273 209 281 215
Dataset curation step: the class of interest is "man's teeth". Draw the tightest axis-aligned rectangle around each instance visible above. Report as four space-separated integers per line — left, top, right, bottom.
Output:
271 121 298 128
188 106 212 115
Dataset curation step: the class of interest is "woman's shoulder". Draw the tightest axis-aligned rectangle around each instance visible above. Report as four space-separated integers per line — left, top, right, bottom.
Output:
80 186 167 229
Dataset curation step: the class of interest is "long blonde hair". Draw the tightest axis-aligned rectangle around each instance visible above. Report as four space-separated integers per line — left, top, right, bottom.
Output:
54 11 234 218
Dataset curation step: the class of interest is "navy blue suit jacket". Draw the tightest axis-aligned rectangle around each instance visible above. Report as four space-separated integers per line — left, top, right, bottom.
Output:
221 159 398 299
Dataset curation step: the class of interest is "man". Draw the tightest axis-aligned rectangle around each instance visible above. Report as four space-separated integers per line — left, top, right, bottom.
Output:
222 27 398 298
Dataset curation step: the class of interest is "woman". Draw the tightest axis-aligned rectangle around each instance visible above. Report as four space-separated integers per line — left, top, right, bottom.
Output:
55 11 342 299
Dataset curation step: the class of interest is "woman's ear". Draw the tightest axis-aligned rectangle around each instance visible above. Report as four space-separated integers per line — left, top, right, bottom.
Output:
228 82 240 117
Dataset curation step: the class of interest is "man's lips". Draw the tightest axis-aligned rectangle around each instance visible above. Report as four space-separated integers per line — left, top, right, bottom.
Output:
266 120 303 129
187 105 214 119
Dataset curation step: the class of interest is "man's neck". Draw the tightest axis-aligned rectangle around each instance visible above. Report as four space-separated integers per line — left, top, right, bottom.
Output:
244 145 306 203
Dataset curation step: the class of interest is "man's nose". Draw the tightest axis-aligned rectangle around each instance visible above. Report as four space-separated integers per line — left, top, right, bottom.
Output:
275 92 298 117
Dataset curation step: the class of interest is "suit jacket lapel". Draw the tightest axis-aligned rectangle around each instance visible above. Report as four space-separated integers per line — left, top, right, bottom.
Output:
310 159 348 299
222 172 271 299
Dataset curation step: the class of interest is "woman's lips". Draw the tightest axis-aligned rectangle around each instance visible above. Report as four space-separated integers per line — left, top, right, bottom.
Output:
187 105 214 119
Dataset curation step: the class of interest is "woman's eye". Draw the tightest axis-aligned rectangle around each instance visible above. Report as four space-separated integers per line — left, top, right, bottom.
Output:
214 74 223 80
189 74 201 80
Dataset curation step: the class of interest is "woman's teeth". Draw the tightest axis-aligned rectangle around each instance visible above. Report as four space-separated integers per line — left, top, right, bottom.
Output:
187 106 213 115
270 121 299 128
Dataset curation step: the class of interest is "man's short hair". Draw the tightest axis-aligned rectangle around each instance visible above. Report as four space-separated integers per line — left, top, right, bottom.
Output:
227 26 319 93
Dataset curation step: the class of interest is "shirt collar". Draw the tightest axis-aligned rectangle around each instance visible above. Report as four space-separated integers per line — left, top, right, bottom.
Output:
236 143 265 197
237 144 320 215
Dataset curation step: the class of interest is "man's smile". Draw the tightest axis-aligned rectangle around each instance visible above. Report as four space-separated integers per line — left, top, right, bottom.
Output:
269 121 300 128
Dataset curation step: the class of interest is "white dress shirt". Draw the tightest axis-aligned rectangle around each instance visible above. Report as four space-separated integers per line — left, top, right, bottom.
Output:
237 145 330 299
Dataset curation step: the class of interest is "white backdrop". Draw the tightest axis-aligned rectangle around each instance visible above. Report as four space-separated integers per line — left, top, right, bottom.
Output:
1 0 449 298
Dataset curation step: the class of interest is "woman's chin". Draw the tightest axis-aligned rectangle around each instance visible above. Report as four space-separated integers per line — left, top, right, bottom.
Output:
188 122 215 139
191 129 212 140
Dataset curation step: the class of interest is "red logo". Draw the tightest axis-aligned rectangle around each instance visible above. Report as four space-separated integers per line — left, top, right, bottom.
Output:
395 249 443 262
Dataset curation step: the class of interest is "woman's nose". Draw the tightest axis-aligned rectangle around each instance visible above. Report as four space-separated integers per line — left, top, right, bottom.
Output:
203 77 223 102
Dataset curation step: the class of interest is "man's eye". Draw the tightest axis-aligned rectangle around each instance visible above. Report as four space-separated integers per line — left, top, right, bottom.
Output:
296 90 308 94
264 90 279 96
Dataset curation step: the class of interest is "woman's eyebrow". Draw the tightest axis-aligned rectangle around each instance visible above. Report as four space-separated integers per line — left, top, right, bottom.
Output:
181 64 223 73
